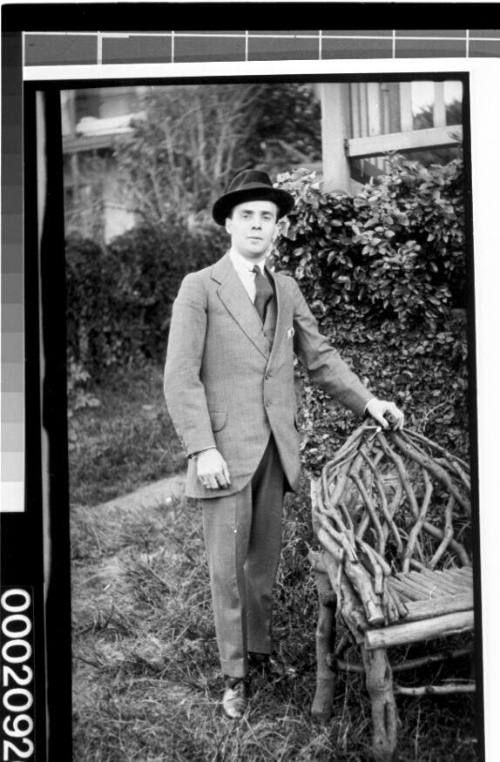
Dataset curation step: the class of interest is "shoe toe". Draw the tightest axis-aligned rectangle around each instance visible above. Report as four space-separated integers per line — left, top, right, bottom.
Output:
222 685 248 719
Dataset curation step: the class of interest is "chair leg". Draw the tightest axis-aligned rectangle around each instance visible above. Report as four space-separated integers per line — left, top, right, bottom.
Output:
362 647 398 762
311 569 337 722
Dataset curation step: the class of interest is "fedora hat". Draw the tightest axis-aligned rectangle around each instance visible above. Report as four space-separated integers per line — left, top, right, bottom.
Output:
212 169 295 226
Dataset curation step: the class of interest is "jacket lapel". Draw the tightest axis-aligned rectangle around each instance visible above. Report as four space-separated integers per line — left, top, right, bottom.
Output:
266 267 288 368
212 254 270 358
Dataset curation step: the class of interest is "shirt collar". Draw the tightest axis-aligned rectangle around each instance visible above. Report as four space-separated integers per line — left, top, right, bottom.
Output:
229 247 266 275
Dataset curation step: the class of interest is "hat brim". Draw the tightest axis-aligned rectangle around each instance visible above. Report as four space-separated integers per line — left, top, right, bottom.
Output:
212 184 294 226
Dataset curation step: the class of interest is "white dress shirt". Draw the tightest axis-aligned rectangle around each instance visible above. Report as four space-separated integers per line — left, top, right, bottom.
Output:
229 248 267 303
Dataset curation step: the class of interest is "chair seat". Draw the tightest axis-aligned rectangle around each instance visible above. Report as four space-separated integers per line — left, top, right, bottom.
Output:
365 567 474 650
389 566 473 617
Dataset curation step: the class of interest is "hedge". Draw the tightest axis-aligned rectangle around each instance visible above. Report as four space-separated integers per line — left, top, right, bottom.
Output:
274 156 470 465
66 216 228 380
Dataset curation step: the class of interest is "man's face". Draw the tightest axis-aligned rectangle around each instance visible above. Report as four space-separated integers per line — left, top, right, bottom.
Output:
225 200 278 260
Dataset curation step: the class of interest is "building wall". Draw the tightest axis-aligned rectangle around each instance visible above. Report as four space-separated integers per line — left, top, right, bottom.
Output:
62 88 144 242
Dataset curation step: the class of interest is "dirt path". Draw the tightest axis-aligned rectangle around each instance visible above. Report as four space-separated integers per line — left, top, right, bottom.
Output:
90 471 186 513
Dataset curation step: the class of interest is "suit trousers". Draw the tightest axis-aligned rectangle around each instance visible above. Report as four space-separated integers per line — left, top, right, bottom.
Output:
201 436 285 678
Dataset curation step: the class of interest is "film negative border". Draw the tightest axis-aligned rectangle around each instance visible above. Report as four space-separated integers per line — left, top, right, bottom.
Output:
23 29 500 67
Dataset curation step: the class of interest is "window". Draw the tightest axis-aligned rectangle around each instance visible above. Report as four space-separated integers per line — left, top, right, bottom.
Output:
445 81 463 125
411 81 436 130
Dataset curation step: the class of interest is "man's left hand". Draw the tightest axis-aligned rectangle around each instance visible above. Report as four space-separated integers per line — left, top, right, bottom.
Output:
365 398 404 430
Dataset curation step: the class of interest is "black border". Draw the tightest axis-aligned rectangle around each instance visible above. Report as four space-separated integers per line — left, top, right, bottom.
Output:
2 3 500 32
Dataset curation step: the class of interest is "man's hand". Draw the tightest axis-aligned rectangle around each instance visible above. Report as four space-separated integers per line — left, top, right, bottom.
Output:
365 398 404 430
196 448 231 490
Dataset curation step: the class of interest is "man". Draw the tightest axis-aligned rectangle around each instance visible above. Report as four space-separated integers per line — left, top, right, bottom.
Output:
164 169 404 719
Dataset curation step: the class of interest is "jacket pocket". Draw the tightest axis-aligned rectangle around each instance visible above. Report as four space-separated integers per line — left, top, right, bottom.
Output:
208 409 227 432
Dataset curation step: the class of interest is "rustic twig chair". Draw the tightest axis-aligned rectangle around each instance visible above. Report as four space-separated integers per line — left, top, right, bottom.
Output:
309 423 474 761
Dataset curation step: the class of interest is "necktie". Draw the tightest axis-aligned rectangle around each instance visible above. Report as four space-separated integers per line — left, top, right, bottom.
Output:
253 265 274 322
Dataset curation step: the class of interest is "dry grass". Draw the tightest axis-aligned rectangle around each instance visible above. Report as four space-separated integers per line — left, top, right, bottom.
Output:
70 363 479 760
71 487 479 761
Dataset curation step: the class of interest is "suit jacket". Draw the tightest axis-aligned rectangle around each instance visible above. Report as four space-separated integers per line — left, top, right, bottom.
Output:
164 252 372 498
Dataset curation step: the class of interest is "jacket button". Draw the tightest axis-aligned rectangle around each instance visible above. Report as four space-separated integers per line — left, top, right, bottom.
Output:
265 399 272 407
265 371 272 380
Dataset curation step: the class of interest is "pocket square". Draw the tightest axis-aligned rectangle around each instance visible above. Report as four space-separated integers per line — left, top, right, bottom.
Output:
287 327 295 339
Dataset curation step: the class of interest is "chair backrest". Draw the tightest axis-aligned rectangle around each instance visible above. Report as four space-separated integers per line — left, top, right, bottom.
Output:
313 424 472 576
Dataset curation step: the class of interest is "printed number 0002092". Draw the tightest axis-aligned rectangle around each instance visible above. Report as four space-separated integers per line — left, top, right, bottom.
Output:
1 590 34 761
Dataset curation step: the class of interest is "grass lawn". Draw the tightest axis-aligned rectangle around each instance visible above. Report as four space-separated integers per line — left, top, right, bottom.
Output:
69 363 186 506
70 363 480 761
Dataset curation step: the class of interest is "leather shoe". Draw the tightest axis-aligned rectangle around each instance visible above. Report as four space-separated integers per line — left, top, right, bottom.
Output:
222 677 249 719
248 651 272 676
248 651 296 680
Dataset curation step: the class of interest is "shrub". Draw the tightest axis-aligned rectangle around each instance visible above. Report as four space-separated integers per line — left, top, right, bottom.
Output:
274 157 470 470
65 234 113 375
66 360 101 451
65 216 228 379
275 156 466 332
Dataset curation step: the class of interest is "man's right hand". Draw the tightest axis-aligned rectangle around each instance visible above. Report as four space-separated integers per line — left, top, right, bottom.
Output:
196 448 231 490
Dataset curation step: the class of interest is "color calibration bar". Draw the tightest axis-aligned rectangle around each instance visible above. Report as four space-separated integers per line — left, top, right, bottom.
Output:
1 269 24 512
2 31 24 513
